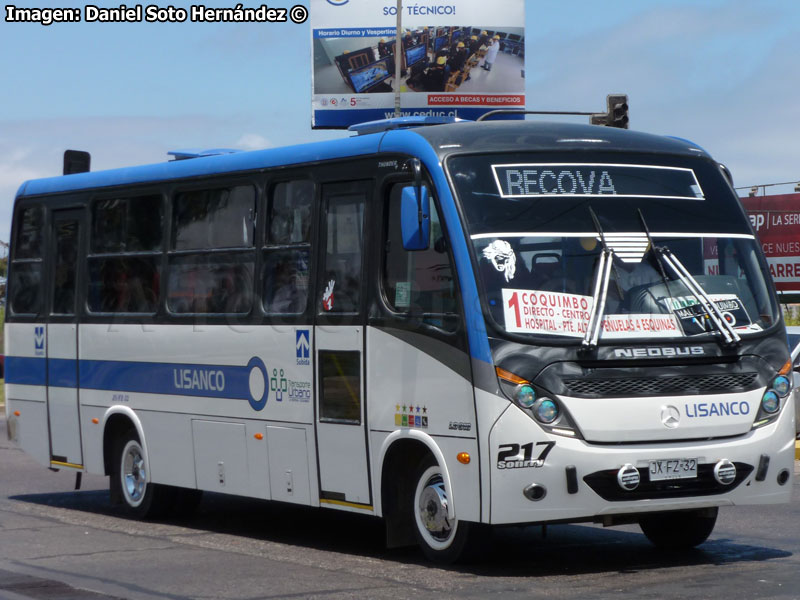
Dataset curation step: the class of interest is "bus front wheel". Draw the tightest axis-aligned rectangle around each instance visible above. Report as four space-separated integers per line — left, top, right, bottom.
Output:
639 507 718 550
412 457 475 563
111 430 174 518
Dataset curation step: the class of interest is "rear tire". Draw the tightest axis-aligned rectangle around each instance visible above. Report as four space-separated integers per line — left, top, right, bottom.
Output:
639 507 718 550
411 457 483 563
110 429 174 519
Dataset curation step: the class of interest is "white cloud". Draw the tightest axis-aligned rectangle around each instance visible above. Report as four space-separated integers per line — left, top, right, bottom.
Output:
236 133 271 150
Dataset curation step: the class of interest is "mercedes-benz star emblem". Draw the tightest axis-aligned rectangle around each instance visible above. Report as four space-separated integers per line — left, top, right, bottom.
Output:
661 405 681 428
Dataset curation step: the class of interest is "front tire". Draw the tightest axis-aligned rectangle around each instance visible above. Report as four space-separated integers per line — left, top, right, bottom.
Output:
412 458 476 563
639 507 718 550
111 430 174 519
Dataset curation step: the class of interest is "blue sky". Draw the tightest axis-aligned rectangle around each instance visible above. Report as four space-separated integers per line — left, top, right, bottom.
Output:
2 0 799 241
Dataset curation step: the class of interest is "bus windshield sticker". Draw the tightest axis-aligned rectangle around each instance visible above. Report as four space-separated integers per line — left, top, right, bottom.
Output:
502 289 591 337
661 293 752 336
491 164 704 200
395 281 411 307
502 288 682 338
482 240 516 281
599 313 681 339
322 279 335 311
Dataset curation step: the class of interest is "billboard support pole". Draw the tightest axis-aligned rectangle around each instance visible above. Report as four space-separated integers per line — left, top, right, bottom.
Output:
394 0 402 117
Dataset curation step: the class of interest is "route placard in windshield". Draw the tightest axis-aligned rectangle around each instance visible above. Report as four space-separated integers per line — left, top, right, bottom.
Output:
491 164 704 200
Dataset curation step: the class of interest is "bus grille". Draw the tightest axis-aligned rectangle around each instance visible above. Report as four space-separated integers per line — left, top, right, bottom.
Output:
583 462 753 501
563 372 759 398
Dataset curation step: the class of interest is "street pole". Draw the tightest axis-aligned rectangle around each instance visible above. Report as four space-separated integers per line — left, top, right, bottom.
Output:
394 0 402 117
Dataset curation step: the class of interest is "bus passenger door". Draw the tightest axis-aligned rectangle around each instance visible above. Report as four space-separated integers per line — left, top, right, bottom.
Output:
314 181 372 509
46 208 85 468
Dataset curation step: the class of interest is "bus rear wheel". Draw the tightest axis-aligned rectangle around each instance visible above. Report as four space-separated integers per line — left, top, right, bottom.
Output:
639 507 718 550
412 457 476 563
111 430 174 519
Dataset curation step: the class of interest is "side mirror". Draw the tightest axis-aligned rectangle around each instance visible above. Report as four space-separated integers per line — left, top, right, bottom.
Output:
400 185 430 250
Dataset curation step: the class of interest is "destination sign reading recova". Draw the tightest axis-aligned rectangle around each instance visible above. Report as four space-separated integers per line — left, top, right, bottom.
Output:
492 164 704 200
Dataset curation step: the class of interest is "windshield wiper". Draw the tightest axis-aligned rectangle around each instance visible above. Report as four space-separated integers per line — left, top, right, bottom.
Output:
637 209 674 299
637 210 739 346
582 208 615 349
655 247 741 346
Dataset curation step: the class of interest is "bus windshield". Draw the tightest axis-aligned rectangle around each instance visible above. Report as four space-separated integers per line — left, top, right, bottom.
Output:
448 152 779 342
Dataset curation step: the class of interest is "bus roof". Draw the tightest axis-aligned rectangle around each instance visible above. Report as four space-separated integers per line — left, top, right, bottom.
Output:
15 120 711 200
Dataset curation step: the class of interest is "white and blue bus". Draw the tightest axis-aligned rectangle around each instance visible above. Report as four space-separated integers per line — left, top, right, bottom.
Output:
5 117 795 562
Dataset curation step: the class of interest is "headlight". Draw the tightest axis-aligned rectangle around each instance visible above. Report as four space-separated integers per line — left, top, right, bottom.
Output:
772 375 791 397
495 366 582 438
761 390 780 414
515 384 536 408
533 398 559 424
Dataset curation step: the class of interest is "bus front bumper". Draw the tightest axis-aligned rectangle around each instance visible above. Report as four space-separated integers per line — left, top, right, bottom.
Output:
487 401 795 525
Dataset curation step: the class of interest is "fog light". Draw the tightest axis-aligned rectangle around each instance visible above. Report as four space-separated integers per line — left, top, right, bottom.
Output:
778 469 791 486
762 390 780 413
533 398 559 424
523 483 547 501
617 464 640 491
714 459 736 485
515 384 536 408
773 375 791 397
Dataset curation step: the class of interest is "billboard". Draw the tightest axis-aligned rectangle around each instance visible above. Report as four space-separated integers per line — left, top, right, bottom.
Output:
740 193 800 294
310 0 525 128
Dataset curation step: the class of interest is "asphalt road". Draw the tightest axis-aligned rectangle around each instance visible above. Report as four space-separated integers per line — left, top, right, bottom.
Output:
2 414 800 600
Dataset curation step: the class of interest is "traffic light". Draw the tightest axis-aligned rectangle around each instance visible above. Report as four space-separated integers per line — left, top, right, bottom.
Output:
607 94 629 129
590 94 629 129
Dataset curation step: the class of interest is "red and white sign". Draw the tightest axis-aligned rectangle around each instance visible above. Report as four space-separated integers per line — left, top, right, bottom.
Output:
600 314 681 339
501 289 680 338
741 193 800 293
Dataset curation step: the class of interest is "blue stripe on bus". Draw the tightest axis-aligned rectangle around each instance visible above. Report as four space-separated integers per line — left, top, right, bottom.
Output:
80 360 252 400
5 356 254 401
5 356 47 386
49 358 78 388
379 129 493 365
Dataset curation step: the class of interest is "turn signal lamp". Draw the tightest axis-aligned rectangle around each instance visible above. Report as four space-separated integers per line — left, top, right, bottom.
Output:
779 359 792 376
457 452 471 464
496 366 527 385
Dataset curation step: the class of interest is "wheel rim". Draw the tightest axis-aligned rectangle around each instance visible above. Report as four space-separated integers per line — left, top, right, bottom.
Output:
121 440 147 507
414 465 457 550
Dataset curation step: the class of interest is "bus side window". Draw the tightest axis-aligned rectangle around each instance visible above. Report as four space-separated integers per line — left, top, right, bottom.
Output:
321 192 365 313
383 183 458 329
9 206 44 315
87 196 163 314
167 185 256 315
263 181 313 315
